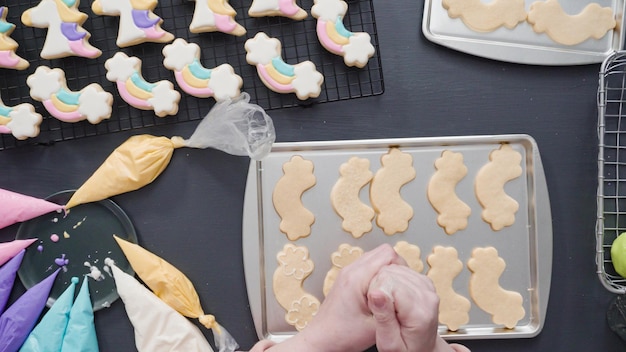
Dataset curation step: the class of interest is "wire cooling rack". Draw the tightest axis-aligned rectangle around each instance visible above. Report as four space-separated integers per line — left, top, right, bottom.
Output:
597 51 626 293
0 0 384 150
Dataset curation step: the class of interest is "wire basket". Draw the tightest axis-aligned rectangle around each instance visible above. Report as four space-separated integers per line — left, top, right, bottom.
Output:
0 0 384 150
597 50 626 293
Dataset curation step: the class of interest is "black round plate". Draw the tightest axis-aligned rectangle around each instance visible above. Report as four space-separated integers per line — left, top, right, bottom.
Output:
16 190 137 311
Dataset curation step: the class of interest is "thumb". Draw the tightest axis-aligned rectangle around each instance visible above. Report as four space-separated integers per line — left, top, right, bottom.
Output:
368 290 404 352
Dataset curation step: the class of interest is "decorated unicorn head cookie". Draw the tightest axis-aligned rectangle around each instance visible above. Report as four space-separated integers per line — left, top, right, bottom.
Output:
0 7 29 70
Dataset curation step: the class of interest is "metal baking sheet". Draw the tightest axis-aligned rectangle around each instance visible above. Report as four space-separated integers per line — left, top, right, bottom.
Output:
422 0 625 65
243 134 552 341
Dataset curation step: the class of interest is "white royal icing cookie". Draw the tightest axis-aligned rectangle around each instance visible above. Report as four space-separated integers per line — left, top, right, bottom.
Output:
245 32 324 100
311 0 375 68
190 0 246 36
248 0 307 20
21 0 101 59
105 52 180 117
0 95 42 140
162 38 242 101
27 66 113 124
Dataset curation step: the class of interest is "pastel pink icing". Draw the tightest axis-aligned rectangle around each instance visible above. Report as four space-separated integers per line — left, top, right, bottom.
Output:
257 64 293 93
42 100 83 122
278 0 300 16
174 71 213 97
116 81 152 109
68 40 99 58
316 20 343 54
142 26 166 39
0 239 37 266
0 188 64 230
214 13 237 33
0 126 11 134
0 50 20 68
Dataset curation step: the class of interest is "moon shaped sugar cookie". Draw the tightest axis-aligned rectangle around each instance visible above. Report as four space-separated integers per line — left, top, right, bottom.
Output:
475 144 522 231
527 0 616 46
273 244 321 331
426 246 471 331
369 148 416 235
467 247 525 329
442 0 527 32
427 150 471 235
272 155 316 241
330 157 375 238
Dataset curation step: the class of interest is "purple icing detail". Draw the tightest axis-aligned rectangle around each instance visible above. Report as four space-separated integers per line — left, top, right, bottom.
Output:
54 254 69 267
131 9 160 29
60 22 87 41
0 250 25 314
37 245 43 252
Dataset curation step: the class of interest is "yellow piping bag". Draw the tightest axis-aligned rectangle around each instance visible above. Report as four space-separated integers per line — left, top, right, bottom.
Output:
113 236 238 352
65 92 274 209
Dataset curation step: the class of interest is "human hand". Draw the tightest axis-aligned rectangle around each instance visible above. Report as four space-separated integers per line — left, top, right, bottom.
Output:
367 264 457 352
265 244 406 352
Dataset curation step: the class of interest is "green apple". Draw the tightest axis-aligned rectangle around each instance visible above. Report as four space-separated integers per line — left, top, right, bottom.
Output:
611 232 626 277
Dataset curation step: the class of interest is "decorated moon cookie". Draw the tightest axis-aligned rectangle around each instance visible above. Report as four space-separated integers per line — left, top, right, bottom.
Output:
91 0 174 47
311 0 375 68
105 52 180 117
248 0 307 20
245 32 324 100
0 7 29 70
162 38 243 101
0 95 42 140
27 66 113 124
190 0 246 36
21 0 102 59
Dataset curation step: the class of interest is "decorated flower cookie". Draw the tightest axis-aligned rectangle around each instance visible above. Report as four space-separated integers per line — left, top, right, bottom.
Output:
21 0 101 59
0 7 29 70
248 0 307 20
91 0 174 47
245 32 324 100
27 66 113 124
105 52 180 117
162 38 242 101
190 0 246 36
311 0 375 68
0 95 42 140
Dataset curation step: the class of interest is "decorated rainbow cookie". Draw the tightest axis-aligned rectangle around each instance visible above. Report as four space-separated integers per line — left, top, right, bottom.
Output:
27 66 113 124
190 0 246 36
311 0 375 68
0 95 42 140
105 52 180 117
248 0 307 20
162 38 242 101
0 7 29 70
92 0 174 47
245 32 324 100
21 0 101 59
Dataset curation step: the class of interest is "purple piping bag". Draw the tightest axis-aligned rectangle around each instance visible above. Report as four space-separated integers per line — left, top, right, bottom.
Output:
0 268 60 352
0 249 25 314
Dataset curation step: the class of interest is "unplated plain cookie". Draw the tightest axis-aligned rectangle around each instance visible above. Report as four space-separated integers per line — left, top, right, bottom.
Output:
272 155 317 241
369 148 416 235
330 157 375 238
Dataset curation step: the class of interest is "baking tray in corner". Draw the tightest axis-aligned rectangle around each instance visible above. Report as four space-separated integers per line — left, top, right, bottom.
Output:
422 0 625 65
242 135 552 342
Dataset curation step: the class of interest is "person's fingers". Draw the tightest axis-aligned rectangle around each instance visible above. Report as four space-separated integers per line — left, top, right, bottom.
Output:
368 289 405 352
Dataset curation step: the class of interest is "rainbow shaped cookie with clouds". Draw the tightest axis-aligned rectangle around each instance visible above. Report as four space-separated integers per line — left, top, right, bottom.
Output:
0 95 42 140
245 32 324 100
0 7 29 70
162 38 242 101
311 0 375 68
27 66 113 124
21 0 101 59
105 52 180 117
92 0 174 47
190 0 245 36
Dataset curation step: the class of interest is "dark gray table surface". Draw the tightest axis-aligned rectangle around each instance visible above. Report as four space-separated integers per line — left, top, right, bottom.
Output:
1 0 624 351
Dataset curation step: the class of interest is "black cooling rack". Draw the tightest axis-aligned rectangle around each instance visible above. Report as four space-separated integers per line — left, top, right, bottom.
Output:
0 0 384 150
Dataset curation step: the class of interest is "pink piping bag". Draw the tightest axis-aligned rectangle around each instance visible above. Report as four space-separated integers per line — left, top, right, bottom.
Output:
0 249 25 314
0 239 37 267
0 268 60 352
0 188 64 229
